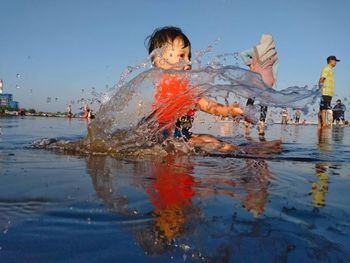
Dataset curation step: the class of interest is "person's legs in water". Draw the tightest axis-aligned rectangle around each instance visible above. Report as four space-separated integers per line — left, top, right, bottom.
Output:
244 98 255 134
243 99 267 136
319 95 332 128
258 105 268 136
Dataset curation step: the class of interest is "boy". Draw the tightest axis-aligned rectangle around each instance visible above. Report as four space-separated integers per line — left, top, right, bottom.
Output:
147 27 280 153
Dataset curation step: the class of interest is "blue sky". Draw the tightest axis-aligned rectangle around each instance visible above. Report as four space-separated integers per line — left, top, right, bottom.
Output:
0 0 349 112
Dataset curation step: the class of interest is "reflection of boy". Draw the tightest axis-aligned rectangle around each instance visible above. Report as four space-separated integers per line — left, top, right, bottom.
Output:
146 156 195 241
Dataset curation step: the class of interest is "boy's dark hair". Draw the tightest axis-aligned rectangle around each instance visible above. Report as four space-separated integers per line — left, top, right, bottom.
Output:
146 26 191 60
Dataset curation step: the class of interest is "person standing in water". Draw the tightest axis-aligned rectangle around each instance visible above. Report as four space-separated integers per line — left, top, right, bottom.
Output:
240 34 278 136
67 104 73 118
83 103 90 119
332 99 346 126
294 109 301 124
281 108 288 125
318 56 340 128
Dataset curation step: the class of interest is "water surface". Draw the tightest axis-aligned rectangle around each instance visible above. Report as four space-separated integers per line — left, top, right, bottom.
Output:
1 117 350 262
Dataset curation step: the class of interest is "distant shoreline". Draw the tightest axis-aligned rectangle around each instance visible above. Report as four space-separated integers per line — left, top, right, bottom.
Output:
1 114 319 125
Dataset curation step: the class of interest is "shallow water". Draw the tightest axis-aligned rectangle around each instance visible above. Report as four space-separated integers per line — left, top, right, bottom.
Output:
1 116 350 262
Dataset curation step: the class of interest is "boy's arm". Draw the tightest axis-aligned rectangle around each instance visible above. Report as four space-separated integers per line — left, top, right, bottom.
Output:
196 97 243 118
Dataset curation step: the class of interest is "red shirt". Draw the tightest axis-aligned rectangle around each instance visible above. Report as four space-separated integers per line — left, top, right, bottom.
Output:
152 74 197 127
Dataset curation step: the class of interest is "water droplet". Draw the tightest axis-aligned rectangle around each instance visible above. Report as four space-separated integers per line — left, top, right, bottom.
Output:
16 73 20 78
16 84 20 89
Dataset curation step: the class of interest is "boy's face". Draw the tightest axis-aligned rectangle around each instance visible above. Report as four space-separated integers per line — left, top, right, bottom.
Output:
154 37 191 70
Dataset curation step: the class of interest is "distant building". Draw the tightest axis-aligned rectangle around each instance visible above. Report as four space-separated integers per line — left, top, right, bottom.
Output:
9 101 19 109
0 93 13 107
0 80 20 109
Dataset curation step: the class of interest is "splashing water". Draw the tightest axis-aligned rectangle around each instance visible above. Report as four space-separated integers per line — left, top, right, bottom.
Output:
81 64 319 155
192 38 220 67
34 44 321 156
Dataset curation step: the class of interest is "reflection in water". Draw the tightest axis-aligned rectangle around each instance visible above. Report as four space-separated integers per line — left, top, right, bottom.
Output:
311 163 329 208
293 125 300 142
313 128 333 208
242 133 270 217
145 156 196 241
85 154 277 259
219 122 233 136
137 156 200 256
332 127 345 143
87 156 130 214
318 128 332 152
86 155 199 256
242 160 270 217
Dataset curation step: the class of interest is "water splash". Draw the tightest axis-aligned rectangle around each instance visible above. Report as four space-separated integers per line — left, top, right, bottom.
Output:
192 38 220 68
34 44 322 156
81 65 319 155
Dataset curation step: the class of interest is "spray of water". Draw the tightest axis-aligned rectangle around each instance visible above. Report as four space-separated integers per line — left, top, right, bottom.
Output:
34 42 323 156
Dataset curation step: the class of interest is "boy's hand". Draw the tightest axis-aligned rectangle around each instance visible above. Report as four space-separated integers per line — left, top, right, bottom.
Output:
228 103 243 117
229 104 256 124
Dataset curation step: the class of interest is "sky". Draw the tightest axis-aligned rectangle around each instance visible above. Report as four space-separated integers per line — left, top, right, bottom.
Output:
0 0 349 112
